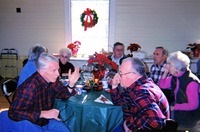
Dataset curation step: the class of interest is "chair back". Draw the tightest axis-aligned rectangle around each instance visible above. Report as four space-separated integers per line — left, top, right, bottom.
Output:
1 79 17 104
163 119 179 132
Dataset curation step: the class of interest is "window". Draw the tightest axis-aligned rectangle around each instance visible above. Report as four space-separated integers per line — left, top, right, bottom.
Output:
64 0 115 57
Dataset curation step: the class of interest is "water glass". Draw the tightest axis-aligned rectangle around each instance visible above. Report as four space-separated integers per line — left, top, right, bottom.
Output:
60 78 69 86
75 85 83 95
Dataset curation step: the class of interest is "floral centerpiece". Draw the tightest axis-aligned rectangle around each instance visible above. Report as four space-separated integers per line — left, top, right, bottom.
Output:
87 52 118 80
67 41 81 57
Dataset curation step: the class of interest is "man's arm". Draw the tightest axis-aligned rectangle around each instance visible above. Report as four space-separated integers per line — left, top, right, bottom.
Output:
8 88 41 124
125 89 166 130
40 109 60 121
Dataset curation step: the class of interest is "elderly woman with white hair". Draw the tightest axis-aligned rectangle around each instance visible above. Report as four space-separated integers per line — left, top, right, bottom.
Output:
159 51 200 129
59 48 74 77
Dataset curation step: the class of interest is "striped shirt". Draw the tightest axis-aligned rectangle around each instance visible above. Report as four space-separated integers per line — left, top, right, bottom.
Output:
110 76 169 131
8 72 75 126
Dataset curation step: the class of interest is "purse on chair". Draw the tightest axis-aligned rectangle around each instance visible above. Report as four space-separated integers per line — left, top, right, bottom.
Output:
1 79 18 105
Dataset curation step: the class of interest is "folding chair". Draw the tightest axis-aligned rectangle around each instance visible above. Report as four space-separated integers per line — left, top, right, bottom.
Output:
1 79 17 105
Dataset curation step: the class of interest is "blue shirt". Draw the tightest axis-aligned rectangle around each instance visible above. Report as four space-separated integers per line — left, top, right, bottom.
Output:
17 60 36 87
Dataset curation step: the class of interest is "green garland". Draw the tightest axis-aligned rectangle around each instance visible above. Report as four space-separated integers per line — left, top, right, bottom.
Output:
80 9 98 28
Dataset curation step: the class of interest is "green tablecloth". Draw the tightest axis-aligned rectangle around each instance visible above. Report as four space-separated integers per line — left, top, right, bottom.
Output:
54 90 123 132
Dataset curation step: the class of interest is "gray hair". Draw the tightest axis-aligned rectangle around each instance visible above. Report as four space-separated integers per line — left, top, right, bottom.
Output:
28 44 47 60
35 52 58 70
155 46 169 56
59 48 72 58
167 51 190 71
122 57 146 76
113 42 125 50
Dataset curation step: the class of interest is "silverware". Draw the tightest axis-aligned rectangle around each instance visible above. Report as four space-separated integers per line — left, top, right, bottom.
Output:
82 95 90 104
82 95 88 104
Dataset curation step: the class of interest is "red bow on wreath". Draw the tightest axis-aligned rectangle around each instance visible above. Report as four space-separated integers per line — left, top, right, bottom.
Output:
84 8 94 31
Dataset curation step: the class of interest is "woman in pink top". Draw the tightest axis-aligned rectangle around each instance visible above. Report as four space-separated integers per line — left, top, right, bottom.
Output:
159 51 200 129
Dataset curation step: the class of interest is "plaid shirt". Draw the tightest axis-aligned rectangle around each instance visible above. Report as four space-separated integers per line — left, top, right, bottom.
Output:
8 72 75 126
150 62 168 85
110 76 170 131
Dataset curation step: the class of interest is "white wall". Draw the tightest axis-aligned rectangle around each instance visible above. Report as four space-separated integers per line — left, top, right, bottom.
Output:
0 0 200 57
115 0 200 56
0 0 66 57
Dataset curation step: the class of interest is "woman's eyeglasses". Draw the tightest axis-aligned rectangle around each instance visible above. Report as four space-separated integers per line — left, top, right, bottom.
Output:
61 55 69 59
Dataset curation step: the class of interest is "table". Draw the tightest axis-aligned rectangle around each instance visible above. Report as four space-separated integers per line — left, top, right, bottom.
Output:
54 90 123 132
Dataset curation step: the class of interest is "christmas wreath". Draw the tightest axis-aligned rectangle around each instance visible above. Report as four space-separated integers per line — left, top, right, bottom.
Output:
80 8 98 31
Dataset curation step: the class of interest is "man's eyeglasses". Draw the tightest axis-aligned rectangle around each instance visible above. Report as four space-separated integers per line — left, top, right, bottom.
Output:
61 55 69 59
118 72 135 77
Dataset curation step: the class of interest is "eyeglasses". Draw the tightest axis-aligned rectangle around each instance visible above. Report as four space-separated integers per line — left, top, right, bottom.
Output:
118 71 135 77
61 55 69 59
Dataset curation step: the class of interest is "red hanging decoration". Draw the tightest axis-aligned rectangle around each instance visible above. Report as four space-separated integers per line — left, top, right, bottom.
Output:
80 8 98 31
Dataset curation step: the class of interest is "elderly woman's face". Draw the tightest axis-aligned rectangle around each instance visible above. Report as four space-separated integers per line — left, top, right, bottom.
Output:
60 52 69 64
168 62 177 75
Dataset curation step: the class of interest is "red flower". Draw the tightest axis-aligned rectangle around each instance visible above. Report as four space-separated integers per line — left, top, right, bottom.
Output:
67 41 81 56
88 52 118 71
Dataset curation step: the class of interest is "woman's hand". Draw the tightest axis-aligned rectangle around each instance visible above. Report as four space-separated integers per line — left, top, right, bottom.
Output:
162 64 170 78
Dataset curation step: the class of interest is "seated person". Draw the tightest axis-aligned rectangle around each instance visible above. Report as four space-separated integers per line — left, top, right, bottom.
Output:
59 48 74 77
107 42 126 66
3 53 80 132
150 46 169 85
159 51 200 128
110 57 170 131
17 44 47 87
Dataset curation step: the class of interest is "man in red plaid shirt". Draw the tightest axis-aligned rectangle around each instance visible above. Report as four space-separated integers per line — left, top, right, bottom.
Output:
110 57 170 131
6 53 80 132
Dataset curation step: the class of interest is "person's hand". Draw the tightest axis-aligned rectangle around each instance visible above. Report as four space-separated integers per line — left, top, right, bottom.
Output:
111 73 121 89
163 64 170 72
162 64 170 78
40 109 60 121
68 66 80 87
123 120 132 132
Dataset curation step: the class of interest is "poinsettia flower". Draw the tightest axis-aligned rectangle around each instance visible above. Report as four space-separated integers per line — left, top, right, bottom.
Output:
67 43 76 50
67 41 81 56
88 52 118 71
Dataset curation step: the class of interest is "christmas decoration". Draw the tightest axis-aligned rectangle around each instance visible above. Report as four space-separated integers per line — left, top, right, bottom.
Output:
127 43 141 57
67 41 81 57
80 8 98 31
